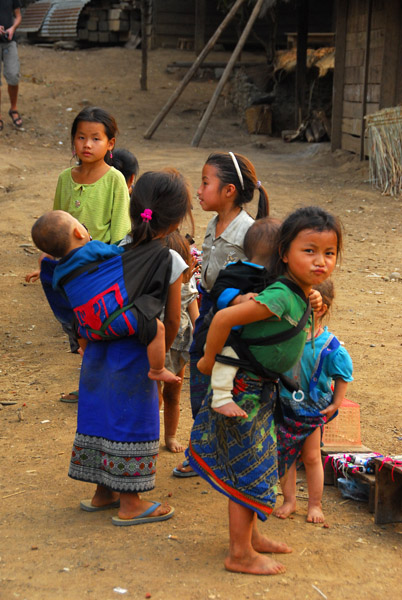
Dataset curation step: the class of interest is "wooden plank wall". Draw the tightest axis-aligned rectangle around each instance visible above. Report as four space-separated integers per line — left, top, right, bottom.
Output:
340 0 384 154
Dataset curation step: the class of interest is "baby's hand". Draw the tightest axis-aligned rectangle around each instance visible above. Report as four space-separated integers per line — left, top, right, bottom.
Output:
231 292 257 305
25 269 40 283
197 356 213 375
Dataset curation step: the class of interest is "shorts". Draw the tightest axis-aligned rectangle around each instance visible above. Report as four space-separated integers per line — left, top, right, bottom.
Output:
0 41 20 86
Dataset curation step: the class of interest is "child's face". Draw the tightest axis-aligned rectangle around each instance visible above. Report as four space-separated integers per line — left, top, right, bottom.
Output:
197 164 233 213
283 228 338 293
73 121 114 165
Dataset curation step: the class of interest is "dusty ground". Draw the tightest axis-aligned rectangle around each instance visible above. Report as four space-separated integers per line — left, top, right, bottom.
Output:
0 44 401 600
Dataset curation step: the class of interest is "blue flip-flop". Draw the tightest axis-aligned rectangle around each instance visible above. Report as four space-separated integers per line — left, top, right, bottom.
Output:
111 502 175 526
172 458 199 478
80 498 120 512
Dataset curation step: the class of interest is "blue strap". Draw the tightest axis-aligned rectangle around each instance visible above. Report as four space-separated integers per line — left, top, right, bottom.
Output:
309 335 340 398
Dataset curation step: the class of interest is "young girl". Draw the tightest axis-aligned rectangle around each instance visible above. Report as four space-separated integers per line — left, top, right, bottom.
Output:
70 168 193 526
187 206 343 575
53 106 131 245
174 151 269 476
111 147 139 195
160 231 199 452
274 279 353 523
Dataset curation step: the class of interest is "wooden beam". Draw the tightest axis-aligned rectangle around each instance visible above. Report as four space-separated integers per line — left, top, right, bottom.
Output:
191 0 265 147
143 0 246 140
360 0 372 160
331 0 348 151
380 0 401 108
295 0 309 128
194 0 206 55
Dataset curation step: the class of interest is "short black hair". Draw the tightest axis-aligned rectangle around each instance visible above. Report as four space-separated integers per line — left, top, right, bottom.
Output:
31 211 73 257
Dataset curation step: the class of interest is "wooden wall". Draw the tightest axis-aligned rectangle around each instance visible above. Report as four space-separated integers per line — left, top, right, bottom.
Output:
332 0 402 155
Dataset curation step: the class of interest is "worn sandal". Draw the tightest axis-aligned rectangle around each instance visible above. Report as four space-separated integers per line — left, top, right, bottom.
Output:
9 109 23 128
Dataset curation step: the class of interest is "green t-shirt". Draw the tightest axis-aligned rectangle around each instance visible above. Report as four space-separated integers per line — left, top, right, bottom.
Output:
240 280 310 373
53 166 131 244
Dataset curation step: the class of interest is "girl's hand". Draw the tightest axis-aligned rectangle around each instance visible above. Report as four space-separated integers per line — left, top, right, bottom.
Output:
320 403 339 420
197 356 214 375
309 289 322 312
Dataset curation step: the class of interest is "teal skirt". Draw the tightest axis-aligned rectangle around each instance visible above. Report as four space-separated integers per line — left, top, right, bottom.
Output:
186 370 278 521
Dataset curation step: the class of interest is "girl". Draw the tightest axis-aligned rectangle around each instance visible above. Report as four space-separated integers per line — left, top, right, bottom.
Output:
160 231 199 452
70 168 193 526
187 206 343 575
111 147 139 195
274 279 353 523
174 151 269 476
53 106 131 245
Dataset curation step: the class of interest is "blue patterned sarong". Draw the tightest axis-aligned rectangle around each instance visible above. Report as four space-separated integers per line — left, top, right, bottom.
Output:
187 370 278 521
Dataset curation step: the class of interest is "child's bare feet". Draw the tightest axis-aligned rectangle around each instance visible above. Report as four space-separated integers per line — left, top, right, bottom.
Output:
273 499 297 519
148 367 181 384
224 550 286 575
307 503 325 523
165 435 185 453
213 401 248 418
251 531 293 554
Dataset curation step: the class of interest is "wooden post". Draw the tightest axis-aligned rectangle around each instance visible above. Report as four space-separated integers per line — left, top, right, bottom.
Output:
143 0 246 140
331 0 348 151
379 0 401 108
191 0 265 147
360 0 372 160
195 0 206 55
140 0 149 91
295 0 309 128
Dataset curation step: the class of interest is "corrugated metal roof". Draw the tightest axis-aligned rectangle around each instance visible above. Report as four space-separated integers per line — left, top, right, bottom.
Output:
20 0 92 38
19 2 52 33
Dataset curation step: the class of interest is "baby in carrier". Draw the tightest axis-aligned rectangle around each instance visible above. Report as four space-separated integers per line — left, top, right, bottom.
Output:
31 210 180 384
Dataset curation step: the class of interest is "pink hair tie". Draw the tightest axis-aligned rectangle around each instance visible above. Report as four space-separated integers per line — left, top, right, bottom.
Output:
141 208 153 222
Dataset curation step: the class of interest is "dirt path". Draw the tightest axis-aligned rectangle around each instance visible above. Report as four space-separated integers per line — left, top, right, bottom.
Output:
0 44 401 600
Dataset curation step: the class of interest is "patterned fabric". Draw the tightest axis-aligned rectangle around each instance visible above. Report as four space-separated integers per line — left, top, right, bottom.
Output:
68 335 160 493
189 290 213 418
69 434 158 492
187 370 278 521
277 412 323 478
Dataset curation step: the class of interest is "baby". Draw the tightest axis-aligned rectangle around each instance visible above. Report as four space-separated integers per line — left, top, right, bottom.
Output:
31 210 180 384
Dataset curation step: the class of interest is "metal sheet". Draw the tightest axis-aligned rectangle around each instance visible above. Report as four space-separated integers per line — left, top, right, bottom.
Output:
19 2 52 33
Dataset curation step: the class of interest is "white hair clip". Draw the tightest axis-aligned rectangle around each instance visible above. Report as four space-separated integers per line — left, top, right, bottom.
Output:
229 151 244 190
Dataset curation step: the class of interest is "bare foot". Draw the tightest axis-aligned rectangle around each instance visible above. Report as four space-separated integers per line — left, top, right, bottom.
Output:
224 550 286 575
174 459 195 475
213 401 248 418
165 435 185 453
148 367 181 384
273 499 297 519
91 486 119 508
307 504 325 523
252 531 293 554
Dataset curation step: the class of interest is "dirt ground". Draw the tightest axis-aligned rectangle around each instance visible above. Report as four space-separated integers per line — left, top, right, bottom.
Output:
0 43 401 600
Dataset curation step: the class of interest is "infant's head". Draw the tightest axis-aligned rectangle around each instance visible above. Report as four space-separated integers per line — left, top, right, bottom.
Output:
31 210 90 257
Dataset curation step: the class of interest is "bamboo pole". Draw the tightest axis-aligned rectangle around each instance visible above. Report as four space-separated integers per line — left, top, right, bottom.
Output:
143 0 247 140
191 0 265 147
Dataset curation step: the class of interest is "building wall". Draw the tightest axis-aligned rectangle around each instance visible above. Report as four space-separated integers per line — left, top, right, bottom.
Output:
332 0 402 155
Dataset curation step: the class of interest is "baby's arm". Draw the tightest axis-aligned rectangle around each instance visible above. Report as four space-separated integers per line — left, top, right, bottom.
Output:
163 275 183 351
230 292 257 305
320 378 348 419
25 252 53 283
197 299 273 375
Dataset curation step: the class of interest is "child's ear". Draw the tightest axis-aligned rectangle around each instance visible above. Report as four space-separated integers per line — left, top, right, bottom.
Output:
317 303 328 318
225 183 237 197
73 226 86 241
108 137 116 152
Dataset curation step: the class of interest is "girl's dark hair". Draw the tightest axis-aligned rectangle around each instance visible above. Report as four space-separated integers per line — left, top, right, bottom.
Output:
205 152 269 219
111 148 139 182
313 279 335 317
243 216 281 265
71 106 118 165
269 206 343 278
129 168 194 248
165 230 192 282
